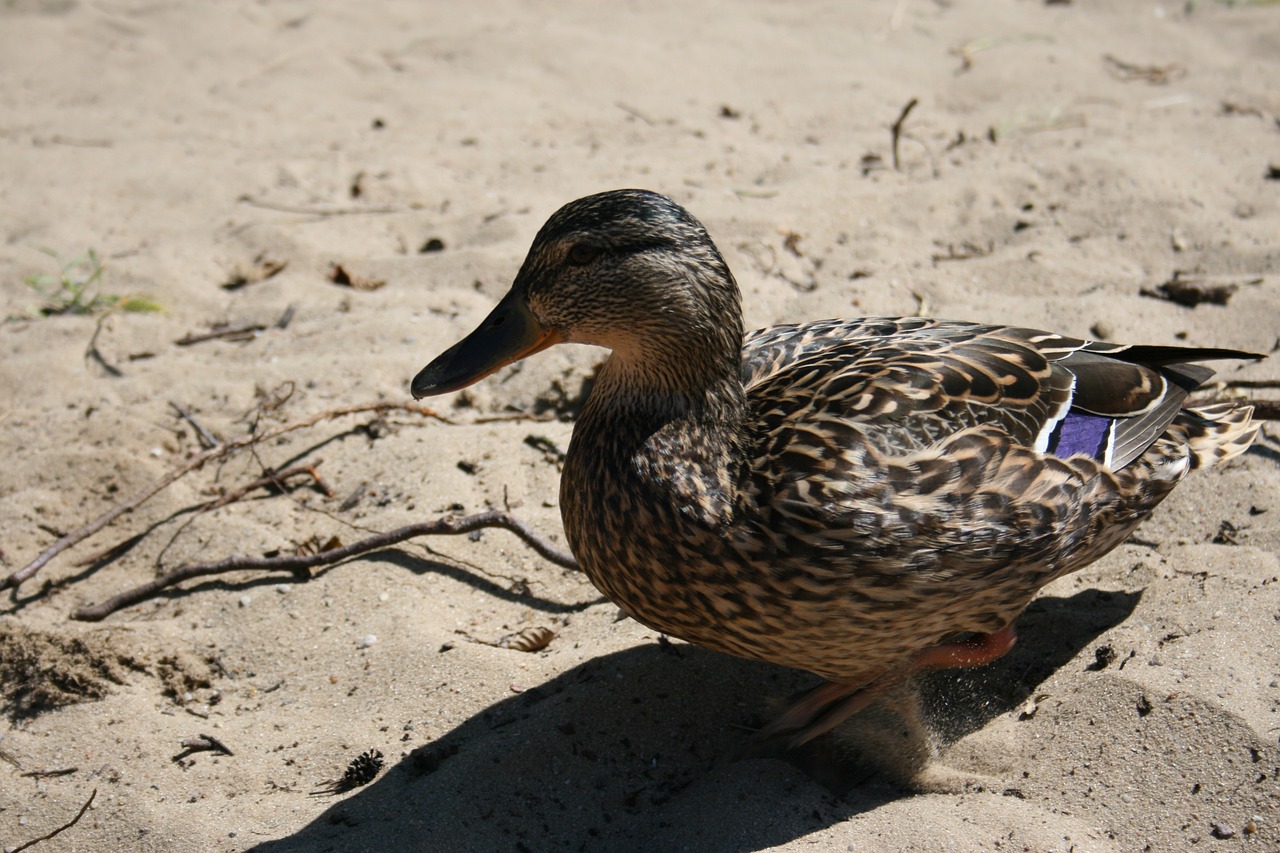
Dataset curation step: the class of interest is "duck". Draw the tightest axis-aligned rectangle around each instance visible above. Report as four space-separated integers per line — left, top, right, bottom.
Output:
411 189 1260 748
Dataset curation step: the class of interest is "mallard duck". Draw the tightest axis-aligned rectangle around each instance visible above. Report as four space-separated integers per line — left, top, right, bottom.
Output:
411 189 1260 746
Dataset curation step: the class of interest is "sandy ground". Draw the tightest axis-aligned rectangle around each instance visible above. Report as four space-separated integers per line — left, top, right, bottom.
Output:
2 1 1279 850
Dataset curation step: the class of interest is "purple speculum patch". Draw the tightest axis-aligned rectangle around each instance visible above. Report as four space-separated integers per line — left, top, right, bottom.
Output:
1045 411 1113 463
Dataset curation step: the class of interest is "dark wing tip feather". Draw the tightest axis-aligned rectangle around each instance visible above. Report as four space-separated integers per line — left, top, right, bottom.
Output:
1160 362 1216 393
1107 344 1265 367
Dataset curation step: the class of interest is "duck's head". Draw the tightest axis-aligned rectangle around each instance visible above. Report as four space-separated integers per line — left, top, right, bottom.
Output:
411 189 744 399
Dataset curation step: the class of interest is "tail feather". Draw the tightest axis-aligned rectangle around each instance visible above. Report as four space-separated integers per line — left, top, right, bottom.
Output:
1171 403 1259 470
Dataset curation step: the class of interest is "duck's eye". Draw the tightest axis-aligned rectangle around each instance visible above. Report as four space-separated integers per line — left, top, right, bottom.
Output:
566 243 601 266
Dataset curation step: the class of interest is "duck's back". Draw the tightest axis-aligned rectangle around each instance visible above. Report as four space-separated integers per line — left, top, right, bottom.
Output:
741 317 1252 467
713 318 1259 677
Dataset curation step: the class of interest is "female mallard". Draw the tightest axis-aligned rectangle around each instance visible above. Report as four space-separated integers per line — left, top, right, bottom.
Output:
412 189 1259 746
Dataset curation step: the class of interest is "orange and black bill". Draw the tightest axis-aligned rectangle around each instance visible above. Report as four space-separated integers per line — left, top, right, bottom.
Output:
411 289 561 398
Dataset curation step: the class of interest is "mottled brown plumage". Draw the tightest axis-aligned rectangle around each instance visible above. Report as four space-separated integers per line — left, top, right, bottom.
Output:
412 189 1260 745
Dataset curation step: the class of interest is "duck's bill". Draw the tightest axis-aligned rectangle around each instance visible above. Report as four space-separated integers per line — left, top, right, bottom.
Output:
411 290 562 398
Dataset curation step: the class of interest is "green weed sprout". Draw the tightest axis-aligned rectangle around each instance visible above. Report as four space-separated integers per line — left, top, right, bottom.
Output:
20 247 162 318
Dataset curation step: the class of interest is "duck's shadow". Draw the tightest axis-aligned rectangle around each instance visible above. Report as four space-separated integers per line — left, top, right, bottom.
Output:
248 588 1138 853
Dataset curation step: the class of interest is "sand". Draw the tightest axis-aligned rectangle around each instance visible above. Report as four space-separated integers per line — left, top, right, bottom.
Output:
1 1 1278 850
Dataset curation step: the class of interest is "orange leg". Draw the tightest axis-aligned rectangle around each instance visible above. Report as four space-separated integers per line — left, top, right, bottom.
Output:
760 624 1019 749
759 677 889 749
910 624 1018 672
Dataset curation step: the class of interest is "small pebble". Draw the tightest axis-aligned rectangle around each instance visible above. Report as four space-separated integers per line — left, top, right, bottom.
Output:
1120 793 1133 803
1243 821 1257 835
238 595 252 608
356 634 378 649
1210 822 1235 840
378 592 389 602
1090 321 1114 340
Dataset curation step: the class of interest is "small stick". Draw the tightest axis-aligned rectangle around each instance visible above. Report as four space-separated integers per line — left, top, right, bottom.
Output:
275 303 296 329
473 412 558 424
174 734 234 760
9 788 96 853
1216 379 1280 390
174 323 267 346
73 511 578 622
1246 400 1280 421
20 767 78 779
891 97 919 171
3 402 452 592
85 315 123 377
202 463 328 510
169 402 221 448
69 454 387 572
303 465 333 498
338 483 367 512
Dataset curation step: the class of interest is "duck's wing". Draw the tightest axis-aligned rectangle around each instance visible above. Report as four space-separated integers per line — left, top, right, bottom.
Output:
742 317 1255 468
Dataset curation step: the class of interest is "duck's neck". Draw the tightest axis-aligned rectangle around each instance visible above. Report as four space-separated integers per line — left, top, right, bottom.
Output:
584 326 747 430
569 336 749 522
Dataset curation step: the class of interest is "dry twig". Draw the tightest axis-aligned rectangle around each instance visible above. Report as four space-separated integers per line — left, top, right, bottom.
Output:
66 463 327 571
173 734 234 761
202 463 331 510
1194 379 1280 422
73 510 578 621
174 323 267 346
21 767 78 779
85 315 123 377
9 788 96 853
1213 379 1280 391
3 402 453 592
169 402 221 448
890 97 919 171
